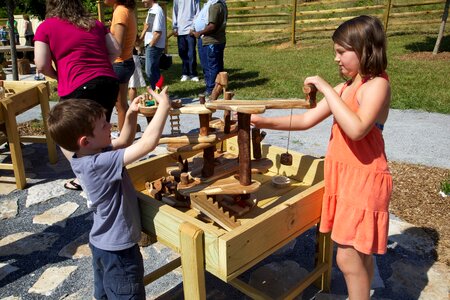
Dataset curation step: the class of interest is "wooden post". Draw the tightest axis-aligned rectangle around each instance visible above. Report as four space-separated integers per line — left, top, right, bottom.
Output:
199 114 209 137
210 72 228 101
199 114 215 178
38 82 58 164
198 94 206 104
251 128 264 160
97 0 104 23
383 0 392 32
179 222 206 300
237 112 251 186
1 97 26 188
291 0 298 44
313 230 333 292
223 91 234 134
303 84 317 108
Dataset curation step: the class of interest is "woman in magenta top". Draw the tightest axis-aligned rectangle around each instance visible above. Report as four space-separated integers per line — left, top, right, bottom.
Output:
35 0 120 122
34 0 121 191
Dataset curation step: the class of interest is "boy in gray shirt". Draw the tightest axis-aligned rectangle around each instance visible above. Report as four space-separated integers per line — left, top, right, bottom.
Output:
47 88 170 299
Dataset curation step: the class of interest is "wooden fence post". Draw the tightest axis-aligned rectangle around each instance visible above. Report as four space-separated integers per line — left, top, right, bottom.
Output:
433 0 449 54
97 0 105 23
291 0 298 44
383 0 392 31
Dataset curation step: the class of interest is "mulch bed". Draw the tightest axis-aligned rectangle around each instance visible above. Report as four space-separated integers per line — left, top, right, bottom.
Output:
5 120 449 266
389 161 449 266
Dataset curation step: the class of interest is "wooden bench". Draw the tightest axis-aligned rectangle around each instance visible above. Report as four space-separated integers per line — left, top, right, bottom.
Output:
0 81 57 189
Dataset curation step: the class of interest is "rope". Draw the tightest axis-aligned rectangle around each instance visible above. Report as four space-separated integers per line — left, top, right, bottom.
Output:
286 108 293 153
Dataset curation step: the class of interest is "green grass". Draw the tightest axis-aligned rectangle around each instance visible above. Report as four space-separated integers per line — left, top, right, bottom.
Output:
161 31 449 114
441 175 450 196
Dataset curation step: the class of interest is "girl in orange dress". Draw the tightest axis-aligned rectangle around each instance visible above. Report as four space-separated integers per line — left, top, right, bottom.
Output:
251 15 392 300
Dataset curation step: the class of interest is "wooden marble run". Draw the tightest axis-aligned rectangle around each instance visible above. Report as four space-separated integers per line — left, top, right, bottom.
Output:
137 76 317 232
129 76 332 298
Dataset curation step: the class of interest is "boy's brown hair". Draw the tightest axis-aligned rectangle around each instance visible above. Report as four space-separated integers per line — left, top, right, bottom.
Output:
332 15 387 78
47 99 106 152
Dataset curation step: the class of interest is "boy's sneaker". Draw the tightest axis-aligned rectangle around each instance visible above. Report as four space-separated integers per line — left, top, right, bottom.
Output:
180 75 189 82
190 76 199 82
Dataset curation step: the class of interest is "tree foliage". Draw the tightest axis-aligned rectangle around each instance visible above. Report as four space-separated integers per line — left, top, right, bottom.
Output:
0 0 99 20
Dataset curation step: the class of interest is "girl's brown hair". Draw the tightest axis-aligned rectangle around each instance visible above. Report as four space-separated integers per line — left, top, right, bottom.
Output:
45 0 94 30
332 15 387 78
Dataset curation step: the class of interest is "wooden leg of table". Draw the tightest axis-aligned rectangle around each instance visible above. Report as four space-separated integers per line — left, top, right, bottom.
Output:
314 231 333 292
229 278 272 300
38 83 57 164
1 101 26 189
179 222 206 300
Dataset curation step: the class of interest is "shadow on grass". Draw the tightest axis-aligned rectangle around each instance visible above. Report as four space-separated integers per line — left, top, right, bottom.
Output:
161 66 270 99
227 68 269 93
404 35 450 52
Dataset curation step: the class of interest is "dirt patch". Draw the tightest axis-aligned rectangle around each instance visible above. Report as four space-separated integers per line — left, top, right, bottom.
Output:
5 121 450 266
397 51 450 61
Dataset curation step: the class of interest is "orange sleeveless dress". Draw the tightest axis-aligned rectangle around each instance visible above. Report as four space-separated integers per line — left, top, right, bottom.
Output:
319 77 393 255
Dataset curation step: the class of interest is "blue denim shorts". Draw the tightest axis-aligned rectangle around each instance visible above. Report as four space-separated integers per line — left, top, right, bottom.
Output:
113 58 136 84
90 243 145 300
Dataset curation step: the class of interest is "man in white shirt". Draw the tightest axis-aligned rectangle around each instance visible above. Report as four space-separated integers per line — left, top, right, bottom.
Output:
139 0 166 89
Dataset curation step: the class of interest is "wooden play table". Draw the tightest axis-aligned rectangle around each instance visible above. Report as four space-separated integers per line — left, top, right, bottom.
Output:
127 138 333 299
0 81 57 189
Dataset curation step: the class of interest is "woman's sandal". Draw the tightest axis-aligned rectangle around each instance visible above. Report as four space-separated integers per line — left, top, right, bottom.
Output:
64 179 83 191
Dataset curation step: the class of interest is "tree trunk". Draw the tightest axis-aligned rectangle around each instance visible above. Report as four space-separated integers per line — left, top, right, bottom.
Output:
433 0 449 55
6 0 19 80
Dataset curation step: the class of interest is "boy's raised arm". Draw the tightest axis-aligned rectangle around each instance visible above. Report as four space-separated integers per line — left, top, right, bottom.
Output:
111 96 141 150
123 87 171 166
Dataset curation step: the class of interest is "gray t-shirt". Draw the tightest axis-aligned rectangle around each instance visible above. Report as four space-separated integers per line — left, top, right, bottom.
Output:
71 148 141 251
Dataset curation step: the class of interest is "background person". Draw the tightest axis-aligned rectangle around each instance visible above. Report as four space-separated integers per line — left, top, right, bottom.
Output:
23 14 35 46
34 0 120 191
192 0 227 97
0 25 9 45
251 15 392 300
139 0 166 90
104 0 137 133
6 19 19 45
172 0 200 82
128 38 146 105
23 14 35 61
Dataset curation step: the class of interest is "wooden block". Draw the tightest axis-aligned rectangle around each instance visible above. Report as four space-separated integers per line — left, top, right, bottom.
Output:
177 176 261 197
190 192 240 231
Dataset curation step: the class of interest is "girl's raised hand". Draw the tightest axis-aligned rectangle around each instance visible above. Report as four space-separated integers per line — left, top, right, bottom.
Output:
304 76 332 94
